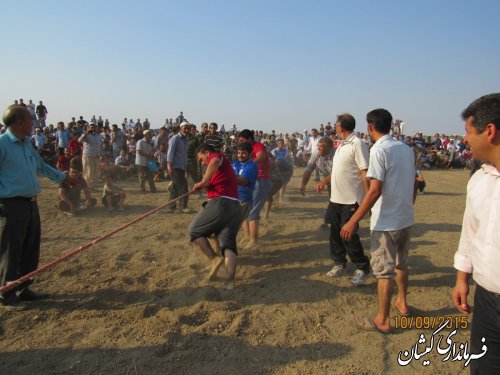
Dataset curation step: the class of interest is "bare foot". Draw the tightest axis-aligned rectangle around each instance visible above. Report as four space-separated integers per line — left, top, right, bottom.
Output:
223 279 235 290
393 301 412 316
208 257 224 281
242 239 257 250
237 233 248 246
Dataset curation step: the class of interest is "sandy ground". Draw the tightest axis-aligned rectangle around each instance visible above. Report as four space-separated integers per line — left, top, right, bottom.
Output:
0 168 475 374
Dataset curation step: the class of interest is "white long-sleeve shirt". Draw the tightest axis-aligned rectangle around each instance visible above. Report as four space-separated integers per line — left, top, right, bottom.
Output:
454 163 500 294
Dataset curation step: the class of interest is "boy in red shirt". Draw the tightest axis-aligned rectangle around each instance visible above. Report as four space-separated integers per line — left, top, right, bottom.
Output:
189 144 243 290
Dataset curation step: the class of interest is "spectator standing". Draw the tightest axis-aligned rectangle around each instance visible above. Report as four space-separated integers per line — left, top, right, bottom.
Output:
135 130 157 193
167 123 190 212
452 93 500 373
340 108 416 333
0 105 67 311
78 121 102 189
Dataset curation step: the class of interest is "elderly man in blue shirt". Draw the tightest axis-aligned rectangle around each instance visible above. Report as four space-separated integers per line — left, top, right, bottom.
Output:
0 105 68 311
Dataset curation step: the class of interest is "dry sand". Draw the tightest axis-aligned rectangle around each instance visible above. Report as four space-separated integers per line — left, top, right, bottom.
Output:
0 168 474 374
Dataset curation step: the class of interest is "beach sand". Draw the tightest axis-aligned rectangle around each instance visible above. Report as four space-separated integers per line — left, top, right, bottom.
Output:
0 168 473 374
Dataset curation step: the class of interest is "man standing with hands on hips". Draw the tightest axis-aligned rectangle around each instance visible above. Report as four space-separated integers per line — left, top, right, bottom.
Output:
0 105 69 311
453 93 500 374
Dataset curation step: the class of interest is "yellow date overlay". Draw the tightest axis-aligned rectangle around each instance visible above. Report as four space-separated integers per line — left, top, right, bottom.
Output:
393 315 468 330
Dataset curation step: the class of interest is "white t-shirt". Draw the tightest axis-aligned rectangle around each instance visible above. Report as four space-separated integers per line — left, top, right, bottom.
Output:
367 134 415 231
330 133 369 205
308 135 321 155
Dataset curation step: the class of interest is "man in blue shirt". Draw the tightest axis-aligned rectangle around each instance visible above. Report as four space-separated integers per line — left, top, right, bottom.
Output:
232 142 258 242
0 105 68 311
55 122 71 156
167 122 190 212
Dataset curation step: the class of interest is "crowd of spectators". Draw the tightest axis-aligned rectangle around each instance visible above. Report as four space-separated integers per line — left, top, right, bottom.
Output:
0 100 476 201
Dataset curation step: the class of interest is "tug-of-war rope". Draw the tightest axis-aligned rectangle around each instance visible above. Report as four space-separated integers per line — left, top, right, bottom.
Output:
0 190 195 294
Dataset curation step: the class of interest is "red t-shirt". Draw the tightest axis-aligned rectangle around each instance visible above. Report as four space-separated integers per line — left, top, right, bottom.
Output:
69 138 82 156
57 155 71 171
251 141 270 179
207 153 238 199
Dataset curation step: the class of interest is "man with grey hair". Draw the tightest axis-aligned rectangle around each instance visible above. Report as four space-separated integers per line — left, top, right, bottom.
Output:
167 122 191 213
1 105 68 311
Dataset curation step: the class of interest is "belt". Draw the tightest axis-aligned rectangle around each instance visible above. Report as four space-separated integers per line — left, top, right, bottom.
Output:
0 196 37 202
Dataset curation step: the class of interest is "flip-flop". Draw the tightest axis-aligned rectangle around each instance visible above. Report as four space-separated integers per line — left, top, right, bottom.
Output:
393 304 413 317
354 315 392 334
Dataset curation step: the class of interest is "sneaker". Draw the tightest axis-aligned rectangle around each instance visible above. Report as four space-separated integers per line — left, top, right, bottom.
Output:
1 296 28 311
326 265 345 277
351 269 370 286
182 208 194 214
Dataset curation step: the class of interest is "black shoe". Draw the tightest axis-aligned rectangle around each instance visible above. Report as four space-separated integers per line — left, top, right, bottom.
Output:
17 288 49 301
1 295 28 311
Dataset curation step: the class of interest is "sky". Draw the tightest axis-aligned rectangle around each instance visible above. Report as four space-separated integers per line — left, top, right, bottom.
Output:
2 0 499 135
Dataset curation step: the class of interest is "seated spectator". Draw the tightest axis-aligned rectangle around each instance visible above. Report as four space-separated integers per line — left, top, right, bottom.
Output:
56 147 72 172
101 174 126 212
57 163 97 215
416 169 426 194
114 149 134 180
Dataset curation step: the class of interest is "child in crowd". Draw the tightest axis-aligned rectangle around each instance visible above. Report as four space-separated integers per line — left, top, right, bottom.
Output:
57 160 97 215
102 174 126 211
56 147 72 172
154 143 168 181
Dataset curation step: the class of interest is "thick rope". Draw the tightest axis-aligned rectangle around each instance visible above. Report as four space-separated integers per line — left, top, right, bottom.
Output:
0 190 195 294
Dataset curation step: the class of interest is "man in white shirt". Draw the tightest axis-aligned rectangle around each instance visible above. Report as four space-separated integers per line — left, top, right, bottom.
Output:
340 109 416 333
135 130 157 193
317 114 370 285
307 128 321 181
78 121 103 189
453 93 500 373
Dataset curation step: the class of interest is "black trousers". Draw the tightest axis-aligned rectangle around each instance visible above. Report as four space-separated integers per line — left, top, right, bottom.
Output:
327 202 370 272
0 198 41 298
470 284 500 374
169 168 189 209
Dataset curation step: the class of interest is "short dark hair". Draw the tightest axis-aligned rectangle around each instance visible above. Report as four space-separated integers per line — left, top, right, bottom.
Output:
237 142 253 154
70 157 82 171
461 93 500 132
195 143 216 154
336 113 356 131
238 129 254 140
209 122 218 129
366 108 393 134
317 136 333 149
2 105 30 127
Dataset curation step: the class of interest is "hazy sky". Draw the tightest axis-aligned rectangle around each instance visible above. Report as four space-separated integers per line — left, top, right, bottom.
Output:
2 0 499 135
